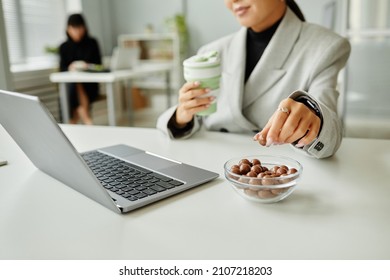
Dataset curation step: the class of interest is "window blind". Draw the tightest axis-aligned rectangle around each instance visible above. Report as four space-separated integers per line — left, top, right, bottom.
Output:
2 0 24 64
2 0 67 65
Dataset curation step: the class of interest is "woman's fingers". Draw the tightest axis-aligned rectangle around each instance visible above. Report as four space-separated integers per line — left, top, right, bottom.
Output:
179 81 200 94
178 81 212 102
175 81 213 125
253 115 273 146
254 98 321 148
265 106 291 145
291 120 321 147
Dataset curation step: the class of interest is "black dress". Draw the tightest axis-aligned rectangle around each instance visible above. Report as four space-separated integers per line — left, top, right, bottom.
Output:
59 35 102 116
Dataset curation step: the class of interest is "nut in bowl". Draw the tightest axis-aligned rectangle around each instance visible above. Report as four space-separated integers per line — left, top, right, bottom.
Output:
224 155 303 203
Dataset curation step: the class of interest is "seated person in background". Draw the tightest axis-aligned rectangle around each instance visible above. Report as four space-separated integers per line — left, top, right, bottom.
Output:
59 13 102 125
157 0 351 159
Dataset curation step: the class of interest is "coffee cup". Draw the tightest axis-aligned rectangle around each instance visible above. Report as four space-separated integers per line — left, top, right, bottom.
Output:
183 51 221 116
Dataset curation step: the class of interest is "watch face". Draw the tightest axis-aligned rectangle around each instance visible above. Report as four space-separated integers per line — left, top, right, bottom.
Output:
297 97 321 118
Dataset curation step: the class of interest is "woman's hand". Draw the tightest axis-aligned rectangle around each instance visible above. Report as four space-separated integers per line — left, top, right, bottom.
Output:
175 81 215 127
68 60 87 71
254 98 321 148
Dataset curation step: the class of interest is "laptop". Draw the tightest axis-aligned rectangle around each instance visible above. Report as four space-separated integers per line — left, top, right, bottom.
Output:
109 46 140 71
0 90 218 213
82 47 140 72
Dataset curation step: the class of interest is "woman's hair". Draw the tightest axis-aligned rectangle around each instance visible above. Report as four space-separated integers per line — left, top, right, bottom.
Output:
286 0 305 22
67 13 87 27
66 13 89 39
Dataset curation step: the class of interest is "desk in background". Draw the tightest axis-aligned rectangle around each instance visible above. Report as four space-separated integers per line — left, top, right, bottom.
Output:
0 124 389 259
50 63 172 126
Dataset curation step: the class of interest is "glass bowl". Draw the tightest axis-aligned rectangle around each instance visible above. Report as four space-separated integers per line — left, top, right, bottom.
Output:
224 155 303 203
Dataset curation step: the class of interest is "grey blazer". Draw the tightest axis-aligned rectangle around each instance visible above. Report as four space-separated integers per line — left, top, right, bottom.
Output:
157 8 351 159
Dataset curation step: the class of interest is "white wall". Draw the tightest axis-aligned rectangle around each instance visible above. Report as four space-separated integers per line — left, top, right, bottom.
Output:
85 0 344 57
111 0 183 35
296 0 345 33
185 0 239 54
296 0 327 25
82 0 115 56
82 0 185 56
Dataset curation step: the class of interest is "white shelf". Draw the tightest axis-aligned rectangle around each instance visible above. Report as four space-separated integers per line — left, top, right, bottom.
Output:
118 33 178 41
117 33 183 92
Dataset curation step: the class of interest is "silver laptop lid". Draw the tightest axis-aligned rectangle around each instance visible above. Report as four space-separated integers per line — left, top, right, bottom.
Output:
0 90 121 213
110 47 140 70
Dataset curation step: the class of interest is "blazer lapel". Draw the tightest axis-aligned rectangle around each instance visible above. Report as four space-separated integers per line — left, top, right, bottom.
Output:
243 8 303 108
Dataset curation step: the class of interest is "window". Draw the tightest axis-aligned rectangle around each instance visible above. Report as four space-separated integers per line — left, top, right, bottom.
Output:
344 0 390 138
2 0 68 66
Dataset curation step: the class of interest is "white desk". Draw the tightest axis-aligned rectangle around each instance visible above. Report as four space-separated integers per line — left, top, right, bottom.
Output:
50 63 172 126
1 124 390 260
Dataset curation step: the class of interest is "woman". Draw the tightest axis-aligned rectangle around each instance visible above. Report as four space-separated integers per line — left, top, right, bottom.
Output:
59 14 102 125
157 0 351 159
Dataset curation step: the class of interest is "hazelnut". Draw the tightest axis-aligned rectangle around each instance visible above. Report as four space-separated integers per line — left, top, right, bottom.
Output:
238 176 249 184
249 178 261 185
262 175 275 186
251 165 262 174
257 190 276 199
246 171 258 177
239 159 251 166
230 166 241 175
278 173 292 184
239 163 251 174
276 167 288 175
271 187 290 195
271 166 280 173
287 168 298 175
244 189 258 197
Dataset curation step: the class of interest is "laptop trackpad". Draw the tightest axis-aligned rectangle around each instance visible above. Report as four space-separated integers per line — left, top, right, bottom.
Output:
124 152 179 171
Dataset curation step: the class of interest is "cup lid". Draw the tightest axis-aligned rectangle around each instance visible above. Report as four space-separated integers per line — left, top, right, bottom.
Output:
183 51 220 67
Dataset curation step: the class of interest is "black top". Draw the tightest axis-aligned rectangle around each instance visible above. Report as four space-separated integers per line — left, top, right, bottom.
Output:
59 36 101 72
58 35 102 115
245 19 281 83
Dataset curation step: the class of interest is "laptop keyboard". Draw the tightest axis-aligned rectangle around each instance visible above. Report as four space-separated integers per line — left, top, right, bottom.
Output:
82 151 184 202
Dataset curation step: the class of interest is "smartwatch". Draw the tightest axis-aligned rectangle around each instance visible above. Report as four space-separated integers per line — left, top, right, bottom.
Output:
296 95 323 136
296 96 322 118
